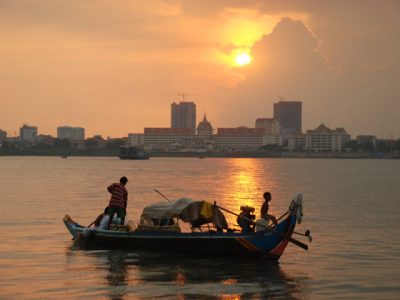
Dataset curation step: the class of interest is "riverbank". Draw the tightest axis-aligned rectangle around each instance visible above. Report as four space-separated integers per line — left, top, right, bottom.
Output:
1 149 399 159
149 151 400 159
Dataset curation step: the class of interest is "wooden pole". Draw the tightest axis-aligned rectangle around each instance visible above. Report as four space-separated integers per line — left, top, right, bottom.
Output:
154 189 170 201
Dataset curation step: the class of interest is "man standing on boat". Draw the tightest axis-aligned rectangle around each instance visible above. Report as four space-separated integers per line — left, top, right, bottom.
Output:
107 176 128 229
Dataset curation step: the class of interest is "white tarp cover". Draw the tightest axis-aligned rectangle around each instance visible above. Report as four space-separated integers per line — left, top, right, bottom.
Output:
141 197 229 229
141 198 195 219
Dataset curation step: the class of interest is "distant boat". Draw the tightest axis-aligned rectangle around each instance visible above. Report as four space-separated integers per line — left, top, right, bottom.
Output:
119 146 149 160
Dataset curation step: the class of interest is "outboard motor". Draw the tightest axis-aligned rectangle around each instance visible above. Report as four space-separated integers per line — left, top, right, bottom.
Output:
237 206 256 233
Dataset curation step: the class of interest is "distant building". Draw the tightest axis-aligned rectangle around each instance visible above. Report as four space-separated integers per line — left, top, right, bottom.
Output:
19 124 38 144
262 135 283 146
171 101 196 132
288 134 306 151
214 127 265 150
36 134 55 146
273 101 302 138
255 118 280 135
356 135 376 147
197 114 213 138
144 128 194 150
255 118 282 146
57 126 85 141
305 124 350 152
85 135 106 149
0 129 7 143
127 133 144 146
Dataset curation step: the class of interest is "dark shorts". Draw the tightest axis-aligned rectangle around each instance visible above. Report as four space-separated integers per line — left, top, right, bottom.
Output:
109 206 125 219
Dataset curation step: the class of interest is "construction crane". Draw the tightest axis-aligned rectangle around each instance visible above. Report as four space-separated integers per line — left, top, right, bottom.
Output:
178 92 187 101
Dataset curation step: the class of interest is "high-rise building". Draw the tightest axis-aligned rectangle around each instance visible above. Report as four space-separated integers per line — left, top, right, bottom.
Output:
57 126 85 141
19 124 38 143
273 101 302 137
171 101 196 131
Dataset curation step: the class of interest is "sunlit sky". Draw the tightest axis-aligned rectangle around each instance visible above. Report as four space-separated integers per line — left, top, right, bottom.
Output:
1 0 399 138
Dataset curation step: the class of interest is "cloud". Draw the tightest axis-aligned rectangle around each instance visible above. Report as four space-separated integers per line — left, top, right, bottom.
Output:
212 17 400 138
213 19 334 124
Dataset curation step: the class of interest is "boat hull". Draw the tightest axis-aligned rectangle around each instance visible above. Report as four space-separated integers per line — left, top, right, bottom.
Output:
64 214 297 259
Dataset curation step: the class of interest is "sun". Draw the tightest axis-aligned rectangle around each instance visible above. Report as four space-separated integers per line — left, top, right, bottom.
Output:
233 50 252 67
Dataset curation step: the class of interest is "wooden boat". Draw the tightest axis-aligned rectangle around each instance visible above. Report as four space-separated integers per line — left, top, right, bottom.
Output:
63 196 307 260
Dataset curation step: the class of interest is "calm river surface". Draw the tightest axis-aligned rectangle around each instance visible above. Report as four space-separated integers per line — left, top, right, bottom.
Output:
0 156 399 299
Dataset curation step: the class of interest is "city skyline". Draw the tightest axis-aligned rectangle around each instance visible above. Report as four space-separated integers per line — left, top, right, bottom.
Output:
0 101 382 142
1 1 400 139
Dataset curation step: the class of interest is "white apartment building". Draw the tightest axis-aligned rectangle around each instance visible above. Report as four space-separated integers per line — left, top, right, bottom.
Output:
262 135 283 146
255 118 283 146
305 124 350 152
57 126 85 141
144 128 194 149
19 124 38 143
255 118 280 135
214 127 265 150
127 133 144 146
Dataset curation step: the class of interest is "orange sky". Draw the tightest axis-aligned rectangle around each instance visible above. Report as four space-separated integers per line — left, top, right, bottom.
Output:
1 0 399 138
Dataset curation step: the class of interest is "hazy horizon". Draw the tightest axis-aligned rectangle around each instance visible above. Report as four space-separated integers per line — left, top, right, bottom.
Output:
1 0 399 138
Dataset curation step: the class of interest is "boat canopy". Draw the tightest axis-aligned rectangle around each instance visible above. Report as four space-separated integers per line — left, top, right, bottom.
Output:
141 198 228 229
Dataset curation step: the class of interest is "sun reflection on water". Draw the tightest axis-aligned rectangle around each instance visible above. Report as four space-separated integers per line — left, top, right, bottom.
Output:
220 159 276 225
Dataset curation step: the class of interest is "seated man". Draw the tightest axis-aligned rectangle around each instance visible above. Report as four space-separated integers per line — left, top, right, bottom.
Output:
260 192 277 226
88 207 121 230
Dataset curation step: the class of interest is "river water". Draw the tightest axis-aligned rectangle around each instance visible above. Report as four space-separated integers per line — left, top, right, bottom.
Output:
0 156 399 299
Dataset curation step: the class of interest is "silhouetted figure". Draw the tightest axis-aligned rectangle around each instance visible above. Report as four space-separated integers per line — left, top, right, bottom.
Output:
88 206 109 228
260 192 277 225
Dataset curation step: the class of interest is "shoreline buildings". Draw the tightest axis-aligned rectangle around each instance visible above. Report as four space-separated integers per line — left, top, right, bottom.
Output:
2 99 365 153
140 100 297 151
137 99 353 152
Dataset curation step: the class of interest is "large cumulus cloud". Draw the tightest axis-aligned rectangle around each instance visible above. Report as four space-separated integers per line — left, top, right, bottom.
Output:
213 18 400 137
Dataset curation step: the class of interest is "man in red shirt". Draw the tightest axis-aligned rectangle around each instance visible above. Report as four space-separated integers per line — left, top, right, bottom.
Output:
107 176 128 229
